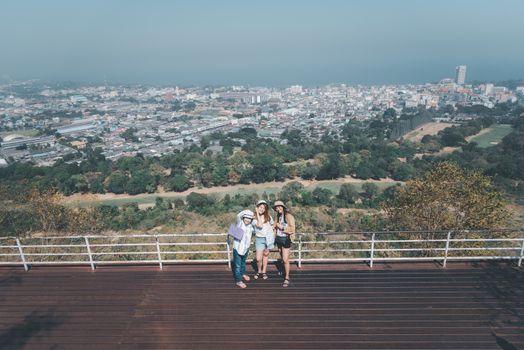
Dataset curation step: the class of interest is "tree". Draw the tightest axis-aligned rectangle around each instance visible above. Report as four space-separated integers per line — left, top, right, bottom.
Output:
383 108 397 120
300 164 319 180
282 129 305 147
391 163 416 181
89 177 105 194
361 182 381 208
121 202 141 228
337 184 358 206
355 162 373 179
120 128 139 142
502 130 524 153
440 128 466 147
126 170 156 195
250 154 285 183
167 175 191 192
212 163 229 186
70 174 89 193
105 171 128 194
200 135 211 150
279 181 305 205
311 187 333 205
154 197 171 210
383 162 508 231
186 192 215 214
222 194 232 209
317 153 344 180
26 188 67 232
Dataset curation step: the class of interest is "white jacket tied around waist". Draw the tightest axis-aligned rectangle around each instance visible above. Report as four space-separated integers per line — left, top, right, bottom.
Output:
233 210 255 256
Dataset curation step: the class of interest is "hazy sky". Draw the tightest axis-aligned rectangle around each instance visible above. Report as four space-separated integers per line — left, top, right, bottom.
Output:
1 0 523 86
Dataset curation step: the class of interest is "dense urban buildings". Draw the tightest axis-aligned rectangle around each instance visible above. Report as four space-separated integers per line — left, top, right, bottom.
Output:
0 69 522 167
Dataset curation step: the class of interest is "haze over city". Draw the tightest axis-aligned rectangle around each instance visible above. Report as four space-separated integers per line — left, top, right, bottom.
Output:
1 0 524 86
1 2 524 349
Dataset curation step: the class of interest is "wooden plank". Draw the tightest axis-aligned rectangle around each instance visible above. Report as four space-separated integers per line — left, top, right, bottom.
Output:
0 262 522 350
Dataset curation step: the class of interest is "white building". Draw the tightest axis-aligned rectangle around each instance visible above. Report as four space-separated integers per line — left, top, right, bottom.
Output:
483 83 494 95
455 65 467 85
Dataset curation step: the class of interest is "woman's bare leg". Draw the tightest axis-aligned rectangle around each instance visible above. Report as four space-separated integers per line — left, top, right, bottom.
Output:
281 248 290 280
256 249 264 273
262 249 269 273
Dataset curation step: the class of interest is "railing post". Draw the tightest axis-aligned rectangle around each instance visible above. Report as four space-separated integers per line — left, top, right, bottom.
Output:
518 237 524 268
226 238 231 269
84 236 95 271
16 238 29 272
155 236 163 270
298 235 302 268
443 231 451 268
369 233 375 268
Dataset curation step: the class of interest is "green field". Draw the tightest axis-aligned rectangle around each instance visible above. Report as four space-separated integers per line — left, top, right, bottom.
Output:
68 186 284 208
469 124 513 148
69 180 399 208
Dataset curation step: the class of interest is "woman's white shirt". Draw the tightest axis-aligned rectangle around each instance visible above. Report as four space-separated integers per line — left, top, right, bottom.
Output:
233 210 255 256
254 216 275 245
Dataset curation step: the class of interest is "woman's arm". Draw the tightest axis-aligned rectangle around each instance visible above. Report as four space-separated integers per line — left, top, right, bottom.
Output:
254 214 263 229
283 214 296 235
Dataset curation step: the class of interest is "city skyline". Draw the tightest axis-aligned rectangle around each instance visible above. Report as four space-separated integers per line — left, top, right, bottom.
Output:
1 0 524 86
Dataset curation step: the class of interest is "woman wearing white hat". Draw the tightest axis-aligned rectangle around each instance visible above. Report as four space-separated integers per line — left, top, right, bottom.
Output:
273 201 296 287
232 209 255 288
253 200 274 280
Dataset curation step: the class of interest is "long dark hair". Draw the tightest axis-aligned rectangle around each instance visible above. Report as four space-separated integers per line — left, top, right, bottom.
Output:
276 208 288 224
256 203 271 224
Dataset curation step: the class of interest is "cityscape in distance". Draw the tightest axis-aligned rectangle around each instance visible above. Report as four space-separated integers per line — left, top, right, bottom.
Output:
1 65 522 167
1 1 524 348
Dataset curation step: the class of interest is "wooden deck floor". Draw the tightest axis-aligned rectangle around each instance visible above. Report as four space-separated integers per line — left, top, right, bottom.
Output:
0 262 523 350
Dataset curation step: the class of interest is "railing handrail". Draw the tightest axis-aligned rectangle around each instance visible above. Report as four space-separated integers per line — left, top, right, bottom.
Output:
1 229 523 271
1 228 523 241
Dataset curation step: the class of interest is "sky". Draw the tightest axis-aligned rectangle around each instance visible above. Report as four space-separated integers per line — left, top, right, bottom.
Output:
1 0 523 86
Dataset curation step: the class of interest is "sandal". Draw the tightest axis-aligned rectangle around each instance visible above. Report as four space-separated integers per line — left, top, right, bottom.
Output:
282 279 290 288
262 273 269 280
242 275 251 282
236 281 247 289
253 273 261 280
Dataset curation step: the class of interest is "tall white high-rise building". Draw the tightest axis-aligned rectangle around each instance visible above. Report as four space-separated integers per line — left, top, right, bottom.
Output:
484 83 494 95
455 65 467 85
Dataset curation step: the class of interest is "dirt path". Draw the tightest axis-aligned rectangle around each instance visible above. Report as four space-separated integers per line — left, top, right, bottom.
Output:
62 176 400 206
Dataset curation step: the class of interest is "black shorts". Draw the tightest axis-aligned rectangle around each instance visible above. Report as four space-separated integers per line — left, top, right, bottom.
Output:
275 235 292 249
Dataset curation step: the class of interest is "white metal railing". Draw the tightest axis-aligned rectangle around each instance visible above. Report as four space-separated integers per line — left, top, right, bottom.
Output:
0 229 523 271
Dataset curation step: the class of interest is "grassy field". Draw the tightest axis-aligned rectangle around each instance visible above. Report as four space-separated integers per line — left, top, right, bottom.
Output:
96 186 283 207
403 122 456 142
424 124 513 156
65 178 400 208
468 124 513 148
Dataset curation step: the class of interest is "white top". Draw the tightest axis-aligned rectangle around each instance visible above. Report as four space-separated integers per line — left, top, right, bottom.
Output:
233 210 255 256
254 215 275 246
276 214 288 237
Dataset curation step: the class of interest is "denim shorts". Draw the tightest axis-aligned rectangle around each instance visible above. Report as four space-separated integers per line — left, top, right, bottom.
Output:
255 236 274 250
